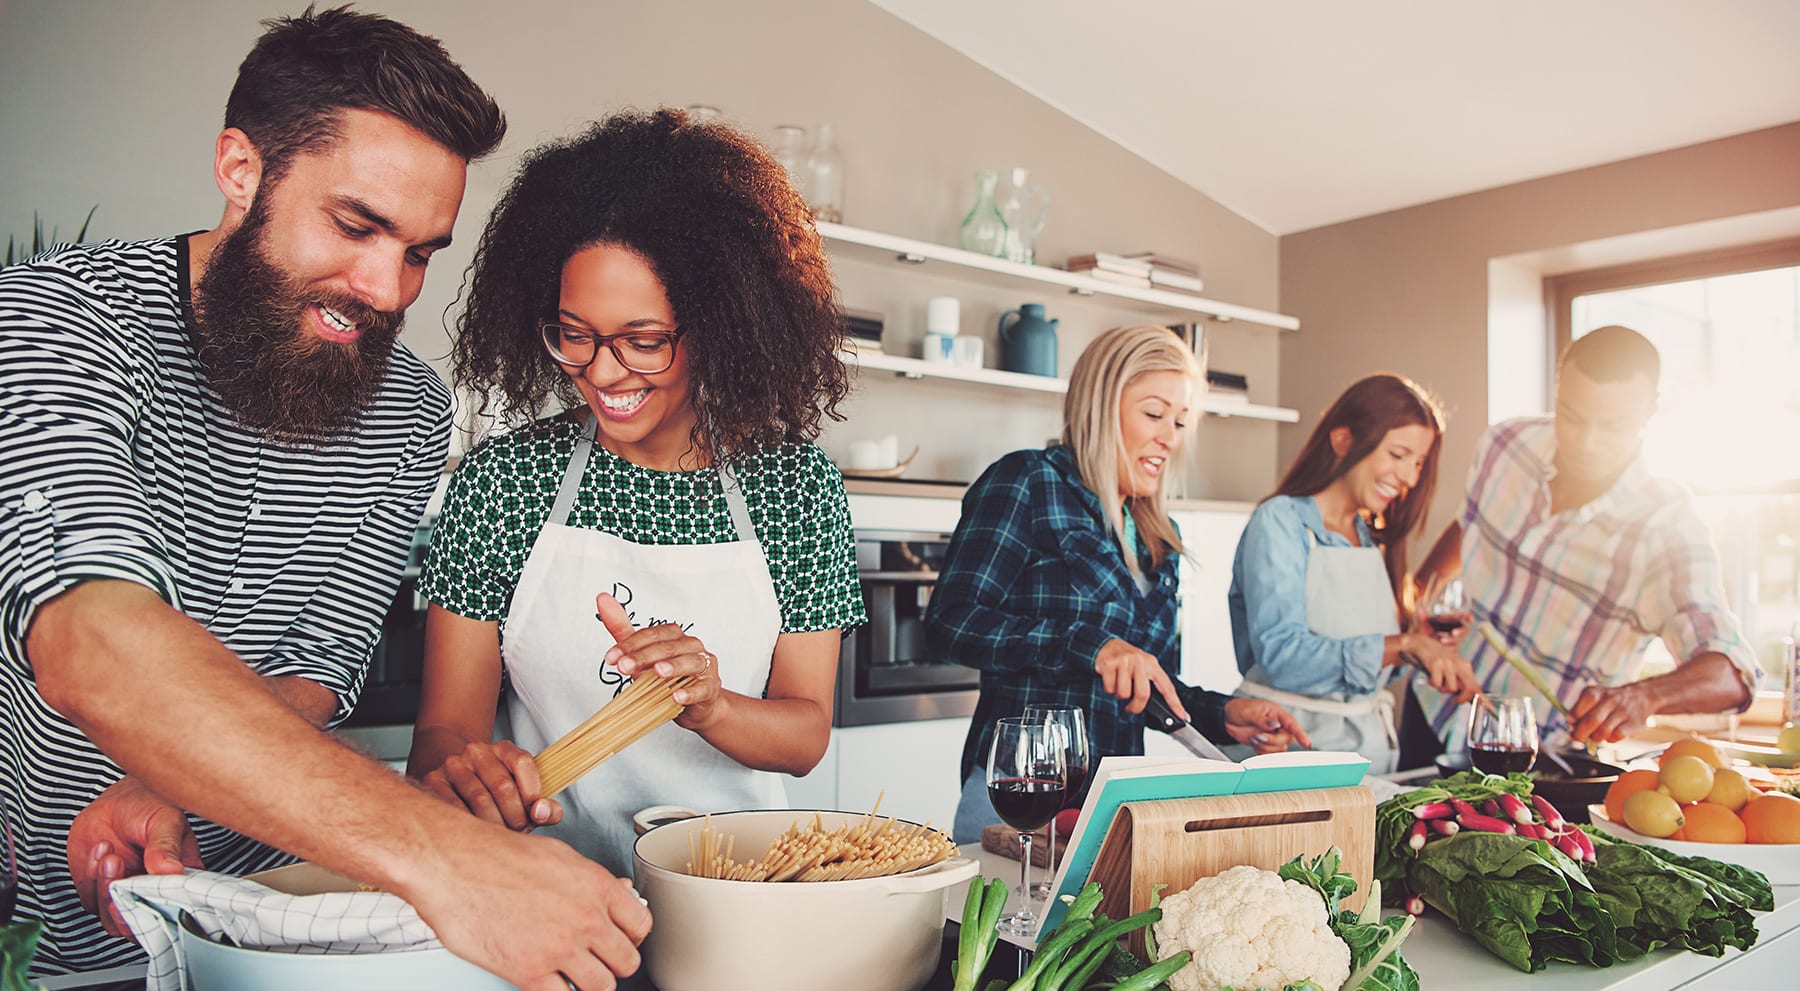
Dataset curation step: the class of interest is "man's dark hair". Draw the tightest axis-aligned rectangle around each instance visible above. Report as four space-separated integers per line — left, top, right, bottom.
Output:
453 109 849 464
225 4 505 184
1560 324 1661 385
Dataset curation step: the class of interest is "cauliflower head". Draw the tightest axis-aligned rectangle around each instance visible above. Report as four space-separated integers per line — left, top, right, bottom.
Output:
1151 864 1351 991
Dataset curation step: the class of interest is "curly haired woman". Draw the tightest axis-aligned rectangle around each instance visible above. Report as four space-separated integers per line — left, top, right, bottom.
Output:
407 110 864 877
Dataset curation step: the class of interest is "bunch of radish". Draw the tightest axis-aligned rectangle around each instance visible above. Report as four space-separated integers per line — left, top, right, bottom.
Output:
1407 793 1594 861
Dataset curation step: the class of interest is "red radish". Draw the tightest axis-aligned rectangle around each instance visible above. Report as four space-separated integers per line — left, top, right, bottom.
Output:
1405 895 1426 916
1530 794 1566 830
1498 793 1533 826
1481 798 1503 818
1516 822 1544 841
1411 801 1455 820
1408 820 1429 850
1450 798 1481 819
1429 819 1460 837
1457 811 1518 835
1570 826 1596 862
1554 831 1584 862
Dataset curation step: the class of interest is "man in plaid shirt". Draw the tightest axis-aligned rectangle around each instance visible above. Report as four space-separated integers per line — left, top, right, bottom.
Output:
1417 326 1758 752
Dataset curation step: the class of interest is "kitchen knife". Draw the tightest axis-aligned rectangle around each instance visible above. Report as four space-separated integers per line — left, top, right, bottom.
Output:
1143 684 1236 763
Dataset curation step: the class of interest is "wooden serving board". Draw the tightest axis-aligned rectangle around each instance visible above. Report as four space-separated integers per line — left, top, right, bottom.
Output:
1087 786 1374 953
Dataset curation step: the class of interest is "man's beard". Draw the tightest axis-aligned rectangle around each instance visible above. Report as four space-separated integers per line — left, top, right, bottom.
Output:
191 199 404 445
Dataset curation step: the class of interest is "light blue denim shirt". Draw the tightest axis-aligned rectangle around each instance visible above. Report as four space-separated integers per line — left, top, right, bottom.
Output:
1227 494 1388 695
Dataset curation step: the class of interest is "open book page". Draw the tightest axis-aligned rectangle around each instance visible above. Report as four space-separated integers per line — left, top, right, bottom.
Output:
1236 749 1371 793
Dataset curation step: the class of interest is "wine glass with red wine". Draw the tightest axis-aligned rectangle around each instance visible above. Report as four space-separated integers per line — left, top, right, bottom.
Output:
1424 577 1470 641
987 716 1066 937
1022 705 1088 900
1467 695 1540 774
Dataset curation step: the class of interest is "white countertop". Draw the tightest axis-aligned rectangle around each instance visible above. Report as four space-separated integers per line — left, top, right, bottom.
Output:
953 844 1800 991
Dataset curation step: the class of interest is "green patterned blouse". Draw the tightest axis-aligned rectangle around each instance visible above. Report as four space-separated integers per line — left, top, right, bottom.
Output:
419 414 866 633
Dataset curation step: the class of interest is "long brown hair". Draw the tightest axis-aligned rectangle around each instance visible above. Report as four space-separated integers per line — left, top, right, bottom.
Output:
1272 373 1445 598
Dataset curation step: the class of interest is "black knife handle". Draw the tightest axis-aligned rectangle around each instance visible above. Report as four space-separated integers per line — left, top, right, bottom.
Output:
1143 687 1186 735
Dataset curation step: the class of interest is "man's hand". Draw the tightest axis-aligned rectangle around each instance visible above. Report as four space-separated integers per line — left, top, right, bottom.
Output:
1093 639 1188 721
1222 698 1314 754
402 826 653 991
66 775 203 938
1569 683 1658 744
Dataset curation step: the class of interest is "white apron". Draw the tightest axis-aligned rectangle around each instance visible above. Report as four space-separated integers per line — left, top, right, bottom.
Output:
1237 527 1401 773
499 415 785 877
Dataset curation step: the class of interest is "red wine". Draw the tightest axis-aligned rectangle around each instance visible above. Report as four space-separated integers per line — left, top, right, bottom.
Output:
1063 765 1089 800
988 777 1065 831
1427 616 1464 635
1470 742 1537 774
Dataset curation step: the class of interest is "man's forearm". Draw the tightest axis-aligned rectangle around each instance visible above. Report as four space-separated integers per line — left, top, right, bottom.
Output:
28 580 475 894
1643 651 1753 714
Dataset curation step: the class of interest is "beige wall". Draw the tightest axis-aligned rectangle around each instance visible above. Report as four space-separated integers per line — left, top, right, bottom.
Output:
1279 121 1800 536
0 0 1286 499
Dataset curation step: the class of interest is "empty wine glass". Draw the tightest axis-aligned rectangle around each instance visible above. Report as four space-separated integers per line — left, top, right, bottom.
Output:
986 717 1065 937
1424 576 1470 642
1023 704 1088 900
1467 695 1540 775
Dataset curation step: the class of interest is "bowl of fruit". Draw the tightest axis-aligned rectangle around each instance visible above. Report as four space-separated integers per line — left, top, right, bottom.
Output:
1586 736 1800 883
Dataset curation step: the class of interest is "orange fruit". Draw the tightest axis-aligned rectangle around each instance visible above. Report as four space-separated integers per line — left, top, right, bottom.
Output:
1672 802 1747 843
1605 768 1662 824
1741 792 1800 844
1659 737 1724 769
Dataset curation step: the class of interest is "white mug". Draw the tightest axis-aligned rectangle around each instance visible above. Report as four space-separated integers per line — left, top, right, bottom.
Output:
926 296 961 335
876 435 899 467
922 332 956 364
952 336 984 369
846 440 881 470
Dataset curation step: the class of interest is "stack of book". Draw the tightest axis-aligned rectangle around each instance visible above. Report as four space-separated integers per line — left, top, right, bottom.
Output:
1063 251 1205 295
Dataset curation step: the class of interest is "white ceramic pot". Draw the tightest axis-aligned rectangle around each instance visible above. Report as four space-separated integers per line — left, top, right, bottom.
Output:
633 810 978 991
178 913 515 991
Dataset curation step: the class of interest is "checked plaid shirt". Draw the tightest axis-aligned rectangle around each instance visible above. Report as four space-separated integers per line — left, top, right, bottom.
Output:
1417 417 1758 750
927 445 1232 793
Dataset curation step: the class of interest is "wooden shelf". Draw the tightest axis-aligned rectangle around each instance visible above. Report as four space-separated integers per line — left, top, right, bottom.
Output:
818 221 1300 332
843 348 1299 423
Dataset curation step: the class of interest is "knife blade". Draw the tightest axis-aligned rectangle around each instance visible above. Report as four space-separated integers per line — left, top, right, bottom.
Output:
1143 685 1236 763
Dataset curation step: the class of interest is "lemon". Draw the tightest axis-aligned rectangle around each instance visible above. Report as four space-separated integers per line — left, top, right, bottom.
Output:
1705 767 1753 812
1622 789 1686 838
1659 755 1715 804
1778 723 1800 754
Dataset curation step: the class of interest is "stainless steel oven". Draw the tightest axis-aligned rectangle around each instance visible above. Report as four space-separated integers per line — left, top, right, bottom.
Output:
834 529 980 726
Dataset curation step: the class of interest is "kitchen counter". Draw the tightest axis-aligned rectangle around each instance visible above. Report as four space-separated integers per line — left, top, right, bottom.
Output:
955 842 1800 991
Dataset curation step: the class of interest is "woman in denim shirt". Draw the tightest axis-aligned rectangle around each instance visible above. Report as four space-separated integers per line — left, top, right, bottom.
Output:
1227 374 1479 773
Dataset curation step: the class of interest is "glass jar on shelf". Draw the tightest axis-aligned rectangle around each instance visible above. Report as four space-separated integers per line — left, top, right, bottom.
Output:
769 124 808 197
959 169 1007 257
998 166 1049 265
804 123 845 224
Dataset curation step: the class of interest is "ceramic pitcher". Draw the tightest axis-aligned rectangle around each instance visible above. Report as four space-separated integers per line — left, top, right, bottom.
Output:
999 303 1058 377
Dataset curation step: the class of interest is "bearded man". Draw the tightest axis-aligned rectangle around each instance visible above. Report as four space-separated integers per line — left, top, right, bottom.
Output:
0 8 651 987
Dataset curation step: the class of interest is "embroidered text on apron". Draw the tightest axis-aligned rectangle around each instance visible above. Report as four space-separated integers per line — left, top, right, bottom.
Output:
499 415 785 877
1237 523 1402 773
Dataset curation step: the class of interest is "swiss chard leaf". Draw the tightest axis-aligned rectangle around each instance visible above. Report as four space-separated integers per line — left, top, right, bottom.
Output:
1 921 44 991
1581 830 1764 958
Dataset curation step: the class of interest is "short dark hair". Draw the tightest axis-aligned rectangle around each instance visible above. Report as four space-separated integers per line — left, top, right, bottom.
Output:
225 4 505 184
453 109 848 462
1561 324 1660 386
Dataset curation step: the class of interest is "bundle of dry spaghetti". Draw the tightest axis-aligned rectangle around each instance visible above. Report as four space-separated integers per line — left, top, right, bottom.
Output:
686 809 956 882
535 667 694 797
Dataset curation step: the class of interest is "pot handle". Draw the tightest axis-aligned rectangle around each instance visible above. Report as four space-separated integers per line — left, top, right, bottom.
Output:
875 856 980 896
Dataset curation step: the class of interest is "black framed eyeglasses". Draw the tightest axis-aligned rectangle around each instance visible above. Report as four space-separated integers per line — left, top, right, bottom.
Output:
540 322 682 374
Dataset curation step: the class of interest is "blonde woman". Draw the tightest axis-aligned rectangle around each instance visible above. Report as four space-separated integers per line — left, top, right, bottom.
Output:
927 325 1309 842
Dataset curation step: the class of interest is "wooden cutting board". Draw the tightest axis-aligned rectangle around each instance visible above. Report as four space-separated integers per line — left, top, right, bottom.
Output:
1087 786 1375 951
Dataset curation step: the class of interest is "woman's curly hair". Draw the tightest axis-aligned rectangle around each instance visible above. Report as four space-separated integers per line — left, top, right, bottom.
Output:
452 108 849 463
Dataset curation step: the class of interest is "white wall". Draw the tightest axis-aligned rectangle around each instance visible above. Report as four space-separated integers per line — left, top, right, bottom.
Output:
0 0 1288 500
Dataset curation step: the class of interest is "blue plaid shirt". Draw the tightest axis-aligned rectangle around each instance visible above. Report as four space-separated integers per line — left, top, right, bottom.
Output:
928 445 1232 791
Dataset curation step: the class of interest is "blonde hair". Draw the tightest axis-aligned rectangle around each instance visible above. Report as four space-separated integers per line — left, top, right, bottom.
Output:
1061 325 1205 579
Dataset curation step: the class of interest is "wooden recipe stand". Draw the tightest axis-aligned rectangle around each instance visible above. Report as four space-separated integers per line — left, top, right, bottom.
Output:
1085 786 1375 948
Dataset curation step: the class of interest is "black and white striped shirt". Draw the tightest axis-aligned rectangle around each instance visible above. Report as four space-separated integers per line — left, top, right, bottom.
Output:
0 236 451 974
